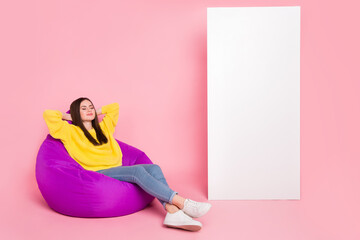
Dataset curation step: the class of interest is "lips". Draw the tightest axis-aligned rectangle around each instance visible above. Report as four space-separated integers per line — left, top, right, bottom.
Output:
87 114 93 116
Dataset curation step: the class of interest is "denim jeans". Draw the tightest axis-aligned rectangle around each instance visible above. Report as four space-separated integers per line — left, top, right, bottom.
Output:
95 164 178 210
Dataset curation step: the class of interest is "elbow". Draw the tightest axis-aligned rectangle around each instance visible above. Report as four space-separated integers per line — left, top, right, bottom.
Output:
43 109 61 120
112 103 120 111
43 110 50 119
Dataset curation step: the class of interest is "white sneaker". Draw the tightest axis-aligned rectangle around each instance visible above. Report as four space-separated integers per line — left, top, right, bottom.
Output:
163 210 202 231
182 199 212 218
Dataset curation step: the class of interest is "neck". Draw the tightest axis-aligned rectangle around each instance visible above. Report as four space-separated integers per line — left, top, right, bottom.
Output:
83 121 93 131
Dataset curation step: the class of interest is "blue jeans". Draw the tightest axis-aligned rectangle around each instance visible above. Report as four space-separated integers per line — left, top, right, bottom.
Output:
95 164 178 210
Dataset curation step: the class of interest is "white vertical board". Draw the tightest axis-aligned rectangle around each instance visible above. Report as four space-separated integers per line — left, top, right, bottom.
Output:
208 6 300 200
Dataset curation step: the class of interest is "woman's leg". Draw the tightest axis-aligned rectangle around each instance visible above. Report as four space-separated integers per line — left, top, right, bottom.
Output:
96 165 178 208
136 164 173 209
138 164 186 212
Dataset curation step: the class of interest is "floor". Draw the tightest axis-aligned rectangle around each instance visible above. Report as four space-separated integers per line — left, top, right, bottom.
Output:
4 173 359 240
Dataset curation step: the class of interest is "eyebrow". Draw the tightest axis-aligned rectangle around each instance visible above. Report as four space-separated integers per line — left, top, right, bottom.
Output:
81 105 93 107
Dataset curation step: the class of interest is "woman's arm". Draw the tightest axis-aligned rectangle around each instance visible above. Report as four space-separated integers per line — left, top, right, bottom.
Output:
61 112 72 121
43 110 70 140
100 103 119 134
96 107 102 115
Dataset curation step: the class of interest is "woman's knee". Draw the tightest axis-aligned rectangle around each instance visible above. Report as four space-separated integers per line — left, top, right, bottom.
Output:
133 165 147 176
139 163 161 171
152 164 161 169
149 164 162 174
136 164 163 177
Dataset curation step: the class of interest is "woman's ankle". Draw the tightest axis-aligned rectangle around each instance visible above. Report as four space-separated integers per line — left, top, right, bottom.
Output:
165 203 180 213
172 194 186 210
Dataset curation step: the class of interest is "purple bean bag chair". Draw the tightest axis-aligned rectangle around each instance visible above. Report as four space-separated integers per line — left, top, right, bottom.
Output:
36 115 155 218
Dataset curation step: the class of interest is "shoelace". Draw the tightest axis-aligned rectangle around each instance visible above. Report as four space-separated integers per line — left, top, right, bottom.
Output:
186 199 201 209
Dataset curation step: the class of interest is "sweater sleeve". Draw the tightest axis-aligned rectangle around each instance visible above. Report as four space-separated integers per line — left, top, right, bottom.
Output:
100 103 119 135
43 110 70 140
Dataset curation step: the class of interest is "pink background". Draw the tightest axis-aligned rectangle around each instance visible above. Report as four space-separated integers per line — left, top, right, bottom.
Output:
1 0 359 239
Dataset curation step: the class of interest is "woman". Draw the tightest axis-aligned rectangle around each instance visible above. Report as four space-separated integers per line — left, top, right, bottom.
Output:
43 97 211 231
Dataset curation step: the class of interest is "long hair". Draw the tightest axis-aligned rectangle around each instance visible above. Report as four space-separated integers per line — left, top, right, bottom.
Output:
70 97 108 146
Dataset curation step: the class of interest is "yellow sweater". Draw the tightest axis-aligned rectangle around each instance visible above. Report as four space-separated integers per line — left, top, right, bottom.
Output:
43 103 123 171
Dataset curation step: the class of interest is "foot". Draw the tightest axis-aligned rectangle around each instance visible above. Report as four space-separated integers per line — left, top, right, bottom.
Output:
163 210 202 231
182 199 212 218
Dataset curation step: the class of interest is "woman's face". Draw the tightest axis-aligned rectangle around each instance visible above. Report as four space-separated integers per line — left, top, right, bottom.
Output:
80 100 96 121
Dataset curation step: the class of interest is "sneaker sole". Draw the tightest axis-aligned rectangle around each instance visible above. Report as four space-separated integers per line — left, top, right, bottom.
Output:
164 224 202 232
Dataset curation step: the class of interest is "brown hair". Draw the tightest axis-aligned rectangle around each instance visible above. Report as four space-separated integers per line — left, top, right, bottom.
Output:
70 97 108 146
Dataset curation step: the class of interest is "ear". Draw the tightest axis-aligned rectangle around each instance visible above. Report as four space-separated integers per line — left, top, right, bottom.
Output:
65 110 73 124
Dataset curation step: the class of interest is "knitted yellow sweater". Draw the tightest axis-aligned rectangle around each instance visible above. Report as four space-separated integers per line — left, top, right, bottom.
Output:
43 103 123 171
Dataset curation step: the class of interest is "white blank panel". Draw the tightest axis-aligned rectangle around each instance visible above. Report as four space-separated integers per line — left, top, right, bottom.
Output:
208 6 300 200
